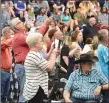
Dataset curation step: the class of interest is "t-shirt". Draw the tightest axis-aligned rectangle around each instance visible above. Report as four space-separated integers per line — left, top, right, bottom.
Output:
36 15 48 25
60 44 69 70
23 51 49 100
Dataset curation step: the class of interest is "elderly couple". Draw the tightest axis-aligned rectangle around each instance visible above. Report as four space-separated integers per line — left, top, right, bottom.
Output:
10 18 109 103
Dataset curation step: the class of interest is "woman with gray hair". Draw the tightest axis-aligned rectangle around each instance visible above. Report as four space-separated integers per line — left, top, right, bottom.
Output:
23 32 59 103
97 29 109 79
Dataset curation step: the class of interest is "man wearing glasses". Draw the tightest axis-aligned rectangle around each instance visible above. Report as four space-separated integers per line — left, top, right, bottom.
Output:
10 18 30 103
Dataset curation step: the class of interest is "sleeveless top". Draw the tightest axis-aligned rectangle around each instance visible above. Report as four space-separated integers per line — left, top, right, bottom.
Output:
62 14 71 22
17 1 25 9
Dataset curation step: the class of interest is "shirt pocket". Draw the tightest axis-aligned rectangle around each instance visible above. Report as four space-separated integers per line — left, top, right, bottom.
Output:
88 79 99 91
72 80 81 91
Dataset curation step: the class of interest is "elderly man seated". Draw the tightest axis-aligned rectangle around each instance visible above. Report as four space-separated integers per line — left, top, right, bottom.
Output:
63 52 109 103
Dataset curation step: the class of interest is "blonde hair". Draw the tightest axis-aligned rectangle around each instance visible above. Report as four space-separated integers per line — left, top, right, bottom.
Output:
28 7 34 18
63 35 72 47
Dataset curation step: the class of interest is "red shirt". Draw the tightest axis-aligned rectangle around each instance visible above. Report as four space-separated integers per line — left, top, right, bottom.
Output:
1 38 12 71
39 24 49 36
12 32 30 63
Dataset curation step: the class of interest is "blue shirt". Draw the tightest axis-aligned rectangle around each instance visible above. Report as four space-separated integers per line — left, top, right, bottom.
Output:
97 44 109 79
65 68 108 100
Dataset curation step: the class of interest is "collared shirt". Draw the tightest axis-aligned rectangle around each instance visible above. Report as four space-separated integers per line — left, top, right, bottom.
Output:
12 31 30 63
97 44 109 79
1 37 12 71
65 68 108 100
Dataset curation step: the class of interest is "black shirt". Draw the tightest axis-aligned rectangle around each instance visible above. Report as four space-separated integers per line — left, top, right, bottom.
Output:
60 44 69 70
83 24 97 44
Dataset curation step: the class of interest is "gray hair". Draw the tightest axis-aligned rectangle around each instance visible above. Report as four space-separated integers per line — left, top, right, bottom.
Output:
2 26 11 36
89 17 96 23
98 29 108 41
26 33 43 48
10 17 21 31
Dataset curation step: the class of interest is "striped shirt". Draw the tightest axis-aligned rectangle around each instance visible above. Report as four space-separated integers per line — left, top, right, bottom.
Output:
23 51 49 100
65 68 108 100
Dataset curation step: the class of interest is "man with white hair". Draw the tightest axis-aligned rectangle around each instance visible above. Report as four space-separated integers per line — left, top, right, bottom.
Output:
1 26 13 103
23 32 59 103
83 17 97 44
10 17 30 102
97 29 109 79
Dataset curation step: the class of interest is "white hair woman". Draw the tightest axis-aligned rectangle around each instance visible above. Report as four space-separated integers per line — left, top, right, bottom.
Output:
23 32 59 103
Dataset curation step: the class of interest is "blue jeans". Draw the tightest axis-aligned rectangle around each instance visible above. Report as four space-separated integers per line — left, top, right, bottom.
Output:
14 64 26 102
1 70 10 102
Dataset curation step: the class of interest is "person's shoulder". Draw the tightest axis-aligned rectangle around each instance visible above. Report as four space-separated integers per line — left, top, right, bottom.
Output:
91 68 101 75
70 69 80 76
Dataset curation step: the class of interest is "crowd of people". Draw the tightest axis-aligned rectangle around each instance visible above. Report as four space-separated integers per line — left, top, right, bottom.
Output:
0 0 109 103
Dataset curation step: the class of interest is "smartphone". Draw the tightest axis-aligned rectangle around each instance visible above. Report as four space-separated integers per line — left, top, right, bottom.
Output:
54 39 61 49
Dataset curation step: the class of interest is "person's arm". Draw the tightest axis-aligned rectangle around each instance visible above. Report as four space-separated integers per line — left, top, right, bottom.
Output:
45 1 50 15
47 49 60 72
63 90 72 103
93 70 109 96
63 73 74 103
53 4 63 10
63 56 69 66
1 38 12 50
39 18 52 36
69 47 80 57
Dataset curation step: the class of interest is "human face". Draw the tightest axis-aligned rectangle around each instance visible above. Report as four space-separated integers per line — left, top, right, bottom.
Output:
36 37 43 50
65 9 69 15
15 21 25 31
76 32 83 43
54 31 63 40
82 62 93 73
91 18 96 25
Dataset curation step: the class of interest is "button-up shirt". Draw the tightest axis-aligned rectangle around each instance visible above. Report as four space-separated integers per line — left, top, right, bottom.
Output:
12 31 30 63
97 44 109 79
65 68 108 100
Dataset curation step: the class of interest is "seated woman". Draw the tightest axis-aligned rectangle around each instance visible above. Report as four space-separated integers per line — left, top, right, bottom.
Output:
5 0 16 17
66 0 76 18
29 0 39 14
61 8 74 31
14 0 26 20
24 5 35 28
79 0 93 17
36 7 48 26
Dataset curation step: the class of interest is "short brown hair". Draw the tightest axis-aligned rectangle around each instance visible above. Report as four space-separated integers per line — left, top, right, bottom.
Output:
48 29 57 39
71 31 80 42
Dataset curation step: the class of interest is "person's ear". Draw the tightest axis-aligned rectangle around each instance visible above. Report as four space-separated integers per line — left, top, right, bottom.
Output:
15 25 19 30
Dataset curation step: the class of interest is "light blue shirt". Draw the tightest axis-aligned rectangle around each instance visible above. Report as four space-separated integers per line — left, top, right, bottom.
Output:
97 44 109 79
65 68 108 100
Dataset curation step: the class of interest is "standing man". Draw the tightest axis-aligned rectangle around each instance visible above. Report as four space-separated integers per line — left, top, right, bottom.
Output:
10 18 30 103
1 26 13 103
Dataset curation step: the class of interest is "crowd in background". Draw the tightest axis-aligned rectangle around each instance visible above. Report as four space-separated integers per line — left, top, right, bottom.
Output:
0 0 109 103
